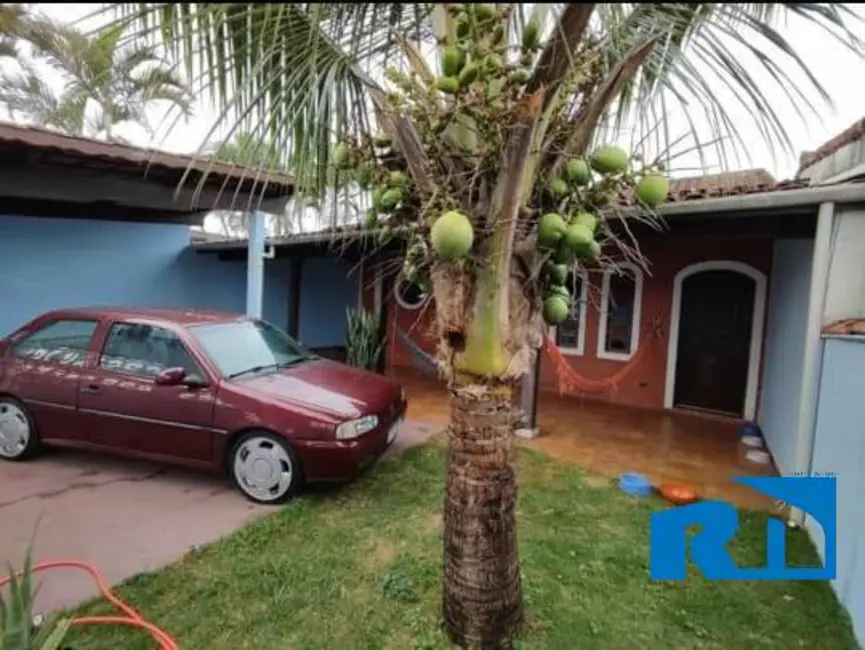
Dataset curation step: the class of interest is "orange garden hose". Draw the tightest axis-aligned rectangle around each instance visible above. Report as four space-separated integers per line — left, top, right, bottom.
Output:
0 560 178 649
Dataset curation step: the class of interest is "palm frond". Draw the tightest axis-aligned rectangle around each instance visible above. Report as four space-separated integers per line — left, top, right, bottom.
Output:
0 8 194 139
101 2 862 219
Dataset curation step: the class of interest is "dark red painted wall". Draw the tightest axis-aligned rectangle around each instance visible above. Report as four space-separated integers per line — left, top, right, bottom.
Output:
383 234 773 412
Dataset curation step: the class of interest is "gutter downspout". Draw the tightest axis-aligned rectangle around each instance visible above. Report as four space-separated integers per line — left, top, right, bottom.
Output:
790 201 837 526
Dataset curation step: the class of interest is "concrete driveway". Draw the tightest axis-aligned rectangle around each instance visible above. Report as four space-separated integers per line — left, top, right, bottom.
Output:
0 420 439 615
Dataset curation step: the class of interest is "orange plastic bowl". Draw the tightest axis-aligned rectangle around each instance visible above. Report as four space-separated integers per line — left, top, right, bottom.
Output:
659 481 700 506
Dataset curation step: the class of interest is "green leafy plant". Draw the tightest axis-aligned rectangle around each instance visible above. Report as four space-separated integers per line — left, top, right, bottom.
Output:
345 307 385 371
1 551 71 650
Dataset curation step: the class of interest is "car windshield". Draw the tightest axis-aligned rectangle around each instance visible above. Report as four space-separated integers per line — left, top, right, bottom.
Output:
189 320 314 379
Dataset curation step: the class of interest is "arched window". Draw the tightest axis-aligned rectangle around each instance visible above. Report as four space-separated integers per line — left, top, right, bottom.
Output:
550 269 588 355
597 263 643 361
393 271 429 311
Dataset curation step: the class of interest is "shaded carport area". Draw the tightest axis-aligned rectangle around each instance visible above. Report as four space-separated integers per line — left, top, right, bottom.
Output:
0 122 294 613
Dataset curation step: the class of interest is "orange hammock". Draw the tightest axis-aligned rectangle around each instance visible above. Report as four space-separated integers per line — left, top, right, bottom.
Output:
386 304 663 397
543 320 663 396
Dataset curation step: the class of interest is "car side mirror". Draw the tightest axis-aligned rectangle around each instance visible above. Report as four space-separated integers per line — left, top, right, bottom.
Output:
182 373 210 390
154 367 187 386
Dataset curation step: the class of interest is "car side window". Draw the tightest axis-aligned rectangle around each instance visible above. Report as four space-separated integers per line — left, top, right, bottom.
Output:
11 319 99 367
99 323 204 380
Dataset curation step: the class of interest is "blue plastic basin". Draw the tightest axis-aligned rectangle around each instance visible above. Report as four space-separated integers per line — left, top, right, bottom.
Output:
738 420 763 439
618 472 653 497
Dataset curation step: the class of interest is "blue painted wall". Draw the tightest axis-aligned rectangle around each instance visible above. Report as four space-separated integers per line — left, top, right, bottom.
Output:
0 215 292 336
297 255 358 348
809 335 865 646
758 238 814 476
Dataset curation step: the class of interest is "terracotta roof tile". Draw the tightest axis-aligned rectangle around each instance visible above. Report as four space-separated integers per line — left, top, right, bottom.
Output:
616 169 810 206
190 168 847 251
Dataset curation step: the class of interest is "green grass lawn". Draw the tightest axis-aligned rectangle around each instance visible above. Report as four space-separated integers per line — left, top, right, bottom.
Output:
66 441 855 649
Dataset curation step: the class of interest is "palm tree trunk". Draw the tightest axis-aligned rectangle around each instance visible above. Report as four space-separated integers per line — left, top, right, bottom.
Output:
443 382 523 647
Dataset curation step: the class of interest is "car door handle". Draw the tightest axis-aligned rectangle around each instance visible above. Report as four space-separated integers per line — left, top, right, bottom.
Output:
81 384 101 395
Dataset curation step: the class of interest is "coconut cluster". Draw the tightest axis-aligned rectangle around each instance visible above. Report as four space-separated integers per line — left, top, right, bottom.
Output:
327 3 670 316
537 145 669 326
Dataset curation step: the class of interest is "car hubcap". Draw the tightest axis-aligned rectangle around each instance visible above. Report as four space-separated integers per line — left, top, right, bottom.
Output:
0 402 29 458
233 437 293 502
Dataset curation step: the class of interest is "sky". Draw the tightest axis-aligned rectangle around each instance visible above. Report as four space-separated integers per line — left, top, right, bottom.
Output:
21 3 865 184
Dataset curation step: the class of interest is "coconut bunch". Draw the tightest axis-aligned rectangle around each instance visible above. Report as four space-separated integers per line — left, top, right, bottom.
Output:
536 145 669 326
329 3 669 322
332 134 419 248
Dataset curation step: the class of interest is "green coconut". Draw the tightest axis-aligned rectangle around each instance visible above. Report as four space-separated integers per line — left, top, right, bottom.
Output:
550 284 571 304
565 159 591 186
543 295 570 326
362 208 378 229
431 210 474 261
548 178 569 199
458 62 480 86
590 145 630 175
389 170 409 188
583 239 602 261
437 76 460 95
508 68 531 86
483 54 503 73
548 263 568 285
636 173 670 207
537 213 568 249
565 223 594 254
571 211 598 233
522 17 541 51
332 142 350 169
473 4 497 22
442 47 464 77
380 188 403 210
372 187 386 211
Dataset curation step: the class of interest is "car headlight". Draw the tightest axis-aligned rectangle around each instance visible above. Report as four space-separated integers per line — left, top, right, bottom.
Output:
334 414 379 440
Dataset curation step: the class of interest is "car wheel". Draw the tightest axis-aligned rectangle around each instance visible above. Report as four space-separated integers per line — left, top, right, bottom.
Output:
0 397 40 461
229 431 300 505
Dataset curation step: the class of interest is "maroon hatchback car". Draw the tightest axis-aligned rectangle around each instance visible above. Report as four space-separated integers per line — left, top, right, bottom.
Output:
0 307 407 504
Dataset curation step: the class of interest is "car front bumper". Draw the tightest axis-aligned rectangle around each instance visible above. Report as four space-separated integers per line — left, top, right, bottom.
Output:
294 399 408 482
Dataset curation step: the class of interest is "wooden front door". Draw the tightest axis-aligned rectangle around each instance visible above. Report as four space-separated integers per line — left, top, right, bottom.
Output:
673 270 756 417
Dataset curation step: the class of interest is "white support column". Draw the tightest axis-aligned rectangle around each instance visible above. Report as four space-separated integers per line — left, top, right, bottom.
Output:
791 201 836 525
246 210 267 319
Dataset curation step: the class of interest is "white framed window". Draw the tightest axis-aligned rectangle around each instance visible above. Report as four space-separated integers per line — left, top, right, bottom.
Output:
393 270 429 311
550 269 588 355
597 263 643 361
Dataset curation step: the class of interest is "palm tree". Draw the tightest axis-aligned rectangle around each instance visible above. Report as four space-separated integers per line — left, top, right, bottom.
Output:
0 13 192 140
107 3 861 647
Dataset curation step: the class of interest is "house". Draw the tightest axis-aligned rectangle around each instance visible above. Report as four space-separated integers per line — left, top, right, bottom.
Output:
192 115 865 489
0 121 360 357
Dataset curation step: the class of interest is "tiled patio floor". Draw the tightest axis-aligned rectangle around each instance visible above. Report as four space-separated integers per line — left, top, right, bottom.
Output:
393 368 777 510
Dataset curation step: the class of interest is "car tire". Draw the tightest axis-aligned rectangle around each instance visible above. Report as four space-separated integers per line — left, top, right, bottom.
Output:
0 396 41 461
229 431 301 505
